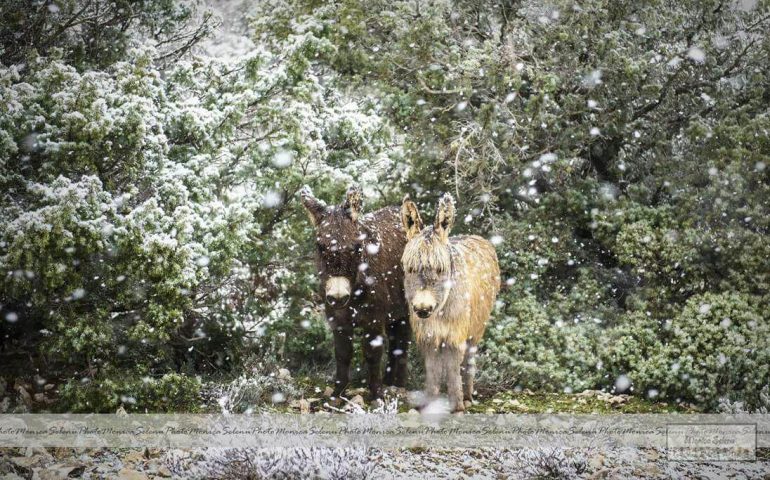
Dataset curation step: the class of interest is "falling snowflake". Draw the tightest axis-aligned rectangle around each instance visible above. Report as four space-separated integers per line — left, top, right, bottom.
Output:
687 47 706 63
614 374 631 393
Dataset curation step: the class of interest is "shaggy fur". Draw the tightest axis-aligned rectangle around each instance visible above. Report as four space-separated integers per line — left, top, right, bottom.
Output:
401 193 500 412
301 185 410 400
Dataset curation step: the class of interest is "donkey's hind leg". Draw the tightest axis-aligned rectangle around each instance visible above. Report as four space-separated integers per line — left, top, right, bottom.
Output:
461 342 478 408
385 317 411 388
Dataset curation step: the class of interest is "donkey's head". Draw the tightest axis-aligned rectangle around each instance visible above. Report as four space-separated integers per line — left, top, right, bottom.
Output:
301 185 369 309
400 193 455 319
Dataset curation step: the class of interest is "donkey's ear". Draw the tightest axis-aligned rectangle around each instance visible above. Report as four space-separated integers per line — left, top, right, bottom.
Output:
299 185 326 226
434 193 455 241
401 195 423 240
343 184 363 221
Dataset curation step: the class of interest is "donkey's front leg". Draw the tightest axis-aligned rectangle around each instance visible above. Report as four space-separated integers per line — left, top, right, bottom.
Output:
422 346 442 405
332 323 354 398
363 327 385 400
444 346 466 413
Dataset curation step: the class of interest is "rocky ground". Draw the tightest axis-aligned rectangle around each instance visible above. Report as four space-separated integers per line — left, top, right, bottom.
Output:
4 380 769 479
4 371 769 479
2 445 769 479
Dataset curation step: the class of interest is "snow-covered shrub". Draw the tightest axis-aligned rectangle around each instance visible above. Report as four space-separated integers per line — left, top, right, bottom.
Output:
0 0 405 412
634 292 770 409
477 293 602 393
516 447 589 479
57 372 201 413
718 386 770 414
477 295 570 391
210 354 302 414
169 448 375 480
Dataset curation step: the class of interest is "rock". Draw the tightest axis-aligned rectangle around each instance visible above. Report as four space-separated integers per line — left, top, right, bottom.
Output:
2 473 25 480
116 405 128 416
323 386 334 397
25 448 53 460
15 386 32 408
145 461 172 478
645 449 661 461
116 468 149 480
587 468 611 479
155 465 172 478
407 409 419 415
10 456 45 469
291 398 310 413
32 464 85 480
640 464 663 476
607 395 629 405
277 368 292 380
350 395 365 407
588 453 605 470
122 451 145 465
50 448 73 460
577 389 602 397
43 384 55 392
385 386 407 396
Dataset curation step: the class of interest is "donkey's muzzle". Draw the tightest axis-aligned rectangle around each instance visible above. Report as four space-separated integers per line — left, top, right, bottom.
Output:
326 294 350 308
414 307 433 319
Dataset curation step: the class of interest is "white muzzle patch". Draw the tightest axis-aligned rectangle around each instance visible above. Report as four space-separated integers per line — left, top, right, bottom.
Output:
326 276 351 299
412 290 437 311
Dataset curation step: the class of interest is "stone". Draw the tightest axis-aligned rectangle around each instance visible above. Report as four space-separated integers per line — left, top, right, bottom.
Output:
290 398 311 413
2 474 25 480
145 461 172 478
588 453 605 470
323 386 334 397
10 456 45 469
116 468 149 480
32 464 85 480
607 395 629 405
122 451 145 465
15 386 32 408
155 465 172 477
350 395 365 407
277 368 292 380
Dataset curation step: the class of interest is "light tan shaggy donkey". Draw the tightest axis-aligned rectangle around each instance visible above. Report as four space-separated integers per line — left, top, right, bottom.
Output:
400 193 500 412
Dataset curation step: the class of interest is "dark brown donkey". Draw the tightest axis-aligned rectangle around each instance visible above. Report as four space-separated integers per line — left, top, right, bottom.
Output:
300 185 410 400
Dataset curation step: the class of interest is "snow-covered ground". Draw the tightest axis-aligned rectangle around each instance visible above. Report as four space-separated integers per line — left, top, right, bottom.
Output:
2 445 769 479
